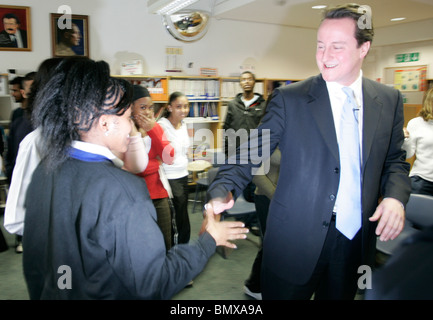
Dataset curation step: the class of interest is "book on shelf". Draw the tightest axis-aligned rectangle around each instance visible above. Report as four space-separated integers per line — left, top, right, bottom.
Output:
188 102 219 120
221 80 264 100
127 78 168 101
170 79 219 101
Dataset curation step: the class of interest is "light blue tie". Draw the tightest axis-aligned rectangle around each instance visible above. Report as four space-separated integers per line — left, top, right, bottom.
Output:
335 87 362 240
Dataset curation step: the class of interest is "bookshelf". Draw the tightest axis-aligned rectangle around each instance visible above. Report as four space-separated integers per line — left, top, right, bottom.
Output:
220 77 265 101
219 77 265 125
168 76 221 149
112 75 169 103
264 78 301 99
114 74 303 160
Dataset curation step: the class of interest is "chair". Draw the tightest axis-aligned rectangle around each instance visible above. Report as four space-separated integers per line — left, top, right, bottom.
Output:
205 167 257 258
192 167 219 213
216 192 257 259
376 193 433 256
404 193 433 228
222 193 256 220
188 160 212 213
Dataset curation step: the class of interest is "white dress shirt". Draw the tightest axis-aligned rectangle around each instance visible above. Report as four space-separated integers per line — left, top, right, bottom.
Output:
326 71 364 158
326 71 364 214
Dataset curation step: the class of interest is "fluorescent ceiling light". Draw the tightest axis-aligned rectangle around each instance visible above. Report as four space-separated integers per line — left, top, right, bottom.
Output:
390 17 406 21
312 5 327 10
151 0 200 15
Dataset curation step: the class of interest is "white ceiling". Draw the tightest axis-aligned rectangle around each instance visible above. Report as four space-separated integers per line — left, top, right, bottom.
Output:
210 0 433 29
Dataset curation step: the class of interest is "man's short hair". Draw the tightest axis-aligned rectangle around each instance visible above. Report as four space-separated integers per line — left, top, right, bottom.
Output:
2 13 20 24
322 3 374 47
10 76 24 88
241 71 256 81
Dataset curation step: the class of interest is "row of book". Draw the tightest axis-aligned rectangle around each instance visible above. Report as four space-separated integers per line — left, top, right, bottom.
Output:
188 102 219 120
221 81 264 100
169 79 220 101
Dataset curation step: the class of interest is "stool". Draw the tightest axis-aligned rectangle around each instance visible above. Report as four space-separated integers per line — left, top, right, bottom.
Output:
187 160 212 213
192 176 209 213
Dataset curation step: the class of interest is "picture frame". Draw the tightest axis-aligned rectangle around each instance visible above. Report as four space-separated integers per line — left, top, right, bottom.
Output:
50 13 89 57
0 5 32 51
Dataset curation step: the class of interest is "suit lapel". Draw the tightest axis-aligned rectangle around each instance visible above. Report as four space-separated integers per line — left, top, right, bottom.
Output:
305 76 383 166
361 78 382 173
308 75 339 161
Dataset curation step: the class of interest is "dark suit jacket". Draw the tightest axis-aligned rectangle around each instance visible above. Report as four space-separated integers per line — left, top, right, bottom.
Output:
0 29 27 48
207 74 411 285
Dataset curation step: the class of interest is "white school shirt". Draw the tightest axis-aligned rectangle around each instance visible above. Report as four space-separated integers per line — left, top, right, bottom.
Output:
402 117 433 182
158 117 190 180
4 129 42 235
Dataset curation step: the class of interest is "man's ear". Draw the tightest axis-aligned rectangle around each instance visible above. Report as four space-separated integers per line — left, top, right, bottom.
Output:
360 41 371 59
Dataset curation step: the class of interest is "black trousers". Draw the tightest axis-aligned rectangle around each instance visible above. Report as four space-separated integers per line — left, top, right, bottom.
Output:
0 229 8 252
262 218 362 300
153 197 172 251
411 175 433 197
245 194 270 291
168 176 190 245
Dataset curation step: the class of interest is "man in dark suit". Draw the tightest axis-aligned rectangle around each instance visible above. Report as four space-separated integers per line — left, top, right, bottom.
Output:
205 3 411 300
0 13 28 48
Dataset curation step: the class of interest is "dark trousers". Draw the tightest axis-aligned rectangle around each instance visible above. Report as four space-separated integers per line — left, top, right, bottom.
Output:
245 194 270 292
411 175 433 197
168 176 190 245
237 182 259 227
0 229 8 252
153 197 172 251
262 218 362 300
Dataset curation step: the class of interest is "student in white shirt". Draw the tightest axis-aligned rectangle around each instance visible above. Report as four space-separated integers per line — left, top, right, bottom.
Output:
402 87 433 196
158 92 191 245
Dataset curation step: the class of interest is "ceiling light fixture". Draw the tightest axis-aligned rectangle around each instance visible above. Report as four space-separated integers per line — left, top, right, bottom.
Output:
150 0 200 16
390 17 406 22
312 5 327 10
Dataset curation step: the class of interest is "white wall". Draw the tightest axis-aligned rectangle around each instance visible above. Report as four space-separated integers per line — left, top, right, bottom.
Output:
370 40 433 81
0 0 432 80
0 0 317 79
363 18 433 81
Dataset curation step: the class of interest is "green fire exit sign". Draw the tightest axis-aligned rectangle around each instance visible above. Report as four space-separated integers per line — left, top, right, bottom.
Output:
396 52 419 63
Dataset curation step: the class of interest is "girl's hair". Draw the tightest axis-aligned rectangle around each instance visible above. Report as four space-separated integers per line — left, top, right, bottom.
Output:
420 87 433 121
160 91 187 118
32 57 132 170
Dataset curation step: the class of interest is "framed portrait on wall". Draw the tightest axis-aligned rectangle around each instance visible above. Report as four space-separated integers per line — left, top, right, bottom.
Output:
0 5 32 51
51 13 89 57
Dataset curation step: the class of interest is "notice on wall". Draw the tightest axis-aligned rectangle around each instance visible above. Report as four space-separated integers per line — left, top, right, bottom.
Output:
165 46 183 72
393 66 427 92
120 60 143 75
